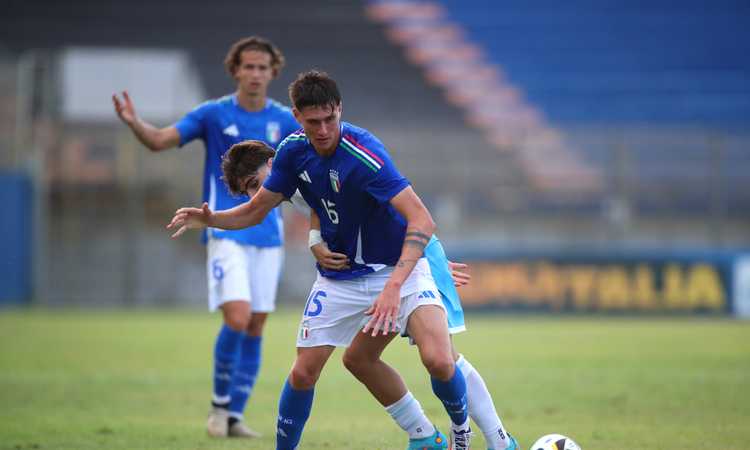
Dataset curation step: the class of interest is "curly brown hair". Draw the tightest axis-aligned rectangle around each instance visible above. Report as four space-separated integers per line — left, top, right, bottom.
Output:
224 36 285 78
221 140 276 196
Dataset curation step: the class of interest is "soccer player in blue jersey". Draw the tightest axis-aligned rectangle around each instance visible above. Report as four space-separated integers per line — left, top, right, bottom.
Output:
168 70 519 450
112 36 298 438
218 141 517 450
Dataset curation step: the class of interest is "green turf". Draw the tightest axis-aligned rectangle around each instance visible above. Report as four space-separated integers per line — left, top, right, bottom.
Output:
0 308 748 449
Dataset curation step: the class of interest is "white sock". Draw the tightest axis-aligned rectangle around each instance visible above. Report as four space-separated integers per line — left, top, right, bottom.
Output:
451 418 471 433
457 354 511 449
385 391 436 439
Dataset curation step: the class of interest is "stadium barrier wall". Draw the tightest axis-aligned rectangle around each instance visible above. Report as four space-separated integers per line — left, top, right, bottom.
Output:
449 247 750 317
734 256 750 318
0 171 32 305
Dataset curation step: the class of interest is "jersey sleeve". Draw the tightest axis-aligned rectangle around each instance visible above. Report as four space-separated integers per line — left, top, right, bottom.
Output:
262 141 298 198
359 136 410 203
174 101 210 146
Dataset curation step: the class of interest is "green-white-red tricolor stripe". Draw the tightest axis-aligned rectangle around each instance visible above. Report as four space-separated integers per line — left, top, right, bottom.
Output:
341 135 384 172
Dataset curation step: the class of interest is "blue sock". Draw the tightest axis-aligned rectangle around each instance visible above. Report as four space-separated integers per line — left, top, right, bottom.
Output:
228 335 262 418
276 379 314 450
431 365 469 427
212 324 243 404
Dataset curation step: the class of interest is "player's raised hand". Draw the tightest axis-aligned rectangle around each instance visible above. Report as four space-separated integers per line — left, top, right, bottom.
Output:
310 242 350 270
167 202 213 238
448 261 471 287
112 90 137 125
363 285 400 337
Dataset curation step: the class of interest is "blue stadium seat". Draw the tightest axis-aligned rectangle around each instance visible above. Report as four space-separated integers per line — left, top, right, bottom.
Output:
435 0 750 214
439 0 750 125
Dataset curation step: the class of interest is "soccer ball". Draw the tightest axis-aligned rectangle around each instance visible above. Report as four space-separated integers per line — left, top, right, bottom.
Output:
530 434 581 450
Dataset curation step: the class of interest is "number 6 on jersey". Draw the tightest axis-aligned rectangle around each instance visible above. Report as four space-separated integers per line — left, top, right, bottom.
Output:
320 199 339 224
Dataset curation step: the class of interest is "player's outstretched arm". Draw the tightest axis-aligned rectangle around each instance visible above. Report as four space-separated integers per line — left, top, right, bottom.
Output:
167 187 284 238
363 186 435 336
112 90 180 151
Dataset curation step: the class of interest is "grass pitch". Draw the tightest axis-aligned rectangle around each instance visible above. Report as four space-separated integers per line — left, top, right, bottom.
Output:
0 308 748 449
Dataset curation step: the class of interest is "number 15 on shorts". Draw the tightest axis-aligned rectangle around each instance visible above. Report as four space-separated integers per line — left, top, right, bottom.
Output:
304 290 326 317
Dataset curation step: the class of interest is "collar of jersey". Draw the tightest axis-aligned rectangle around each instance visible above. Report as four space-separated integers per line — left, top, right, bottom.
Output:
231 94 270 114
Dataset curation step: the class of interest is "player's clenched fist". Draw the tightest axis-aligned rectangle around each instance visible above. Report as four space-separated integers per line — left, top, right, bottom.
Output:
167 202 213 238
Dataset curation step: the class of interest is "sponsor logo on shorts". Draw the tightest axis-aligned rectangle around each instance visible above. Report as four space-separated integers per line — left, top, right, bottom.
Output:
417 290 437 299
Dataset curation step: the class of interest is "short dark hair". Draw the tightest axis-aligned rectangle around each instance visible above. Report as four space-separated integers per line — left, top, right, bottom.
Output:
224 36 285 78
221 140 276 196
288 70 342 111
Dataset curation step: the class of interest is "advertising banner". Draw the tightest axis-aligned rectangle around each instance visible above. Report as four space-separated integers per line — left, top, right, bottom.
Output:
451 249 746 315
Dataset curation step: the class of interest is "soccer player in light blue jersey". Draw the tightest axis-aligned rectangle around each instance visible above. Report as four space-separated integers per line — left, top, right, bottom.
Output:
168 71 518 450
113 36 298 439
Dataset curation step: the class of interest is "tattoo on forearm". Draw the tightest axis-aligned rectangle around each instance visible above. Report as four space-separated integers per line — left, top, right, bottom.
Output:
396 258 420 268
397 230 428 268
404 239 427 254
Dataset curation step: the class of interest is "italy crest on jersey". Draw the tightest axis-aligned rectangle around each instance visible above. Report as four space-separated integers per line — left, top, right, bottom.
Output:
266 121 281 144
329 169 341 193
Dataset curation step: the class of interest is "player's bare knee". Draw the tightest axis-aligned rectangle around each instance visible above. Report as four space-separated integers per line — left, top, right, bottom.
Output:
289 364 321 390
422 351 455 381
341 352 371 377
221 301 251 331
224 312 249 332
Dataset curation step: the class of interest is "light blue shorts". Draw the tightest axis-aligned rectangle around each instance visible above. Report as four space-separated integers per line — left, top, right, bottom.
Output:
425 236 466 334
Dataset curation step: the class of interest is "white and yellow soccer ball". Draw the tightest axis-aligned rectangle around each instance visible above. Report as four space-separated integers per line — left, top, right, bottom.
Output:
530 434 581 450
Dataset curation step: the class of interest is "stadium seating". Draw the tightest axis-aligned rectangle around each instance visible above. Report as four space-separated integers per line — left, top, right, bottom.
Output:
438 0 750 125
369 0 750 215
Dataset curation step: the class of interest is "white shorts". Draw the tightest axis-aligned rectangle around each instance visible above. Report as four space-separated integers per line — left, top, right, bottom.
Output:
296 258 446 348
207 238 283 313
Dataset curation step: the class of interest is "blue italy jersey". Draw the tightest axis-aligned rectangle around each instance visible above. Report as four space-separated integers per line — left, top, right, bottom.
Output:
264 122 411 279
174 94 298 246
